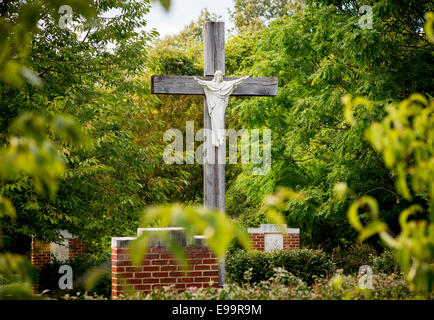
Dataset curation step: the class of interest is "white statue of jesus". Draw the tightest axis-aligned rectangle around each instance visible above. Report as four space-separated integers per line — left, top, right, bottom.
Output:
194 71 250 147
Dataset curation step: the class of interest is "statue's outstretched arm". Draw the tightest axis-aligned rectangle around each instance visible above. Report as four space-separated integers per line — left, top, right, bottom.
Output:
193 76 207 86
234 75 250 86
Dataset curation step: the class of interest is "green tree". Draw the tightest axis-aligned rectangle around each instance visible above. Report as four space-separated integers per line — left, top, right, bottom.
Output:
230 0 305 33
0 0 182 256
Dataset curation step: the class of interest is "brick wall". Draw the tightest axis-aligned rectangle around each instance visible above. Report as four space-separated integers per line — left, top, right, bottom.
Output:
111 225 301 297
111 235 219 297
248 224 300 252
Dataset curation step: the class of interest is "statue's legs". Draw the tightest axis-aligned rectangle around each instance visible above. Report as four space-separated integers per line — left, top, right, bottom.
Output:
211 109 225 147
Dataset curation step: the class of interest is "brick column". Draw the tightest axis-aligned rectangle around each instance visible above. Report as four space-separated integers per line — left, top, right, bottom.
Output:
68 238 86 260
31 240 51 270
30 230 86 270
248 224 300 252
111 228 219 298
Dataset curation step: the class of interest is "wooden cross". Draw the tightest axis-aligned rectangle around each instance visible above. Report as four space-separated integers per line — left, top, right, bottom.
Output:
151 22 278 285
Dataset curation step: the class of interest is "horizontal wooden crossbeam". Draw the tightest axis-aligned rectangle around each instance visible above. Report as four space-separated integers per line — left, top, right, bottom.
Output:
151 75 278 97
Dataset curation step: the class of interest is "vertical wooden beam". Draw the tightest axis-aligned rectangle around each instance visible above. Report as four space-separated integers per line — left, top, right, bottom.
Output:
203 21 226 286
203 98 216 209
204 22 225 76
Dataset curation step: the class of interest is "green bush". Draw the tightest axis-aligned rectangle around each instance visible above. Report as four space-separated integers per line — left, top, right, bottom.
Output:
372 249 401 275
331 243 377 274
115 272 413 300
226 249 336 285
37 255 111 298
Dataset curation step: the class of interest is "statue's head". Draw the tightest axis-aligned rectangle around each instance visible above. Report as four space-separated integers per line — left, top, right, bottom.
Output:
214 70 224 83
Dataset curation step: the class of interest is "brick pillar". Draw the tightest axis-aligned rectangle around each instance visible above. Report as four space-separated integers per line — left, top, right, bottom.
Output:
248 224 300 252
31 239 51 270
283 232 300 249
30 230 86 270
68 238 86 260
111 228 219 298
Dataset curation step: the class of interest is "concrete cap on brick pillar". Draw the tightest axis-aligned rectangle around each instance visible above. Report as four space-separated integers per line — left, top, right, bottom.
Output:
111 228 210 249
192 235 209 247
137 227 184 237
135 227 209 248
111 237 137 248
247 224 300 234
137 227 188 247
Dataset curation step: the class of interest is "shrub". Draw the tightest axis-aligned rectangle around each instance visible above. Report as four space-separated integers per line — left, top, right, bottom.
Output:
226 249 336 285
37 255 111 298
114 272 414 300
331 243 377 274
372 249 401 274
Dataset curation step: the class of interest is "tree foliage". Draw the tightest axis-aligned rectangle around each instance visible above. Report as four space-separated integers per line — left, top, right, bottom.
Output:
346 93 434 297
224 0 433 250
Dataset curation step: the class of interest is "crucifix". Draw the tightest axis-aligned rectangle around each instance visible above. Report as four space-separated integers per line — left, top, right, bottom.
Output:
151 22 278 285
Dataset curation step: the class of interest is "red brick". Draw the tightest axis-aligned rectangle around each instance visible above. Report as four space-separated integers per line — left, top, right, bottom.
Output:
160 254 174 259
160 278 176 284
142 266 160 272
187 271 202 277
152 272 168 277
169 272 185 277
112 267 125 273
126 267 142 272
194 265 210 270
142 278 159 284
161 266 177 271
202 259 217 264
135 272 151 278
126 279 142 285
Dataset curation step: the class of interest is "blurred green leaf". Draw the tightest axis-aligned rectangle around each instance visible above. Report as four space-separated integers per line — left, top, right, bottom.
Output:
153 0 171 11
